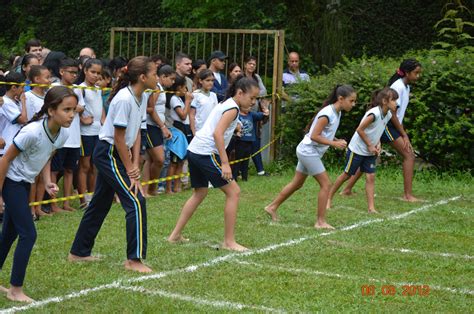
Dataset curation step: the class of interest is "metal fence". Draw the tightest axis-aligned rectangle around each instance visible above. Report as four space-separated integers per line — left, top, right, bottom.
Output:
110 27 285 160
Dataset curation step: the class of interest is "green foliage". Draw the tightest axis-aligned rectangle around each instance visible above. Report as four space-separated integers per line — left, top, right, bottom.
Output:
279 48 474 172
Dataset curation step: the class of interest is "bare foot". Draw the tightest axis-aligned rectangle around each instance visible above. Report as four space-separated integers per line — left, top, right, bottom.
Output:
63 205 77 212
0 285 8 293
340 190 356 196
368 209 379 214
124 259 152 273
221 242 249 252
68 253 101 262
36 209 51 217
50 205 66 213
147 189 159 197
264 205 278 221
167 235 189 243
403 195 423 202
165 190 175 195
315 221 335 230
7 287 34 303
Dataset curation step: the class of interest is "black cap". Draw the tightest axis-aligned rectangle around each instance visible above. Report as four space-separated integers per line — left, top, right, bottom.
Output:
208 50 228 62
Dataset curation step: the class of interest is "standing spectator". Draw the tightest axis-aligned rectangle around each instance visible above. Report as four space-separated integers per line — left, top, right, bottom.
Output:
227 63 242 85
151 54 169 68
208 50 228 102
24 39 43 63
79 47 96 59
282 52 310 86
175 52 193 92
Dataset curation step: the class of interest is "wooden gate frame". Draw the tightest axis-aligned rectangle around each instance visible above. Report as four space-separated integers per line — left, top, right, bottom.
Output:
110 27 285 161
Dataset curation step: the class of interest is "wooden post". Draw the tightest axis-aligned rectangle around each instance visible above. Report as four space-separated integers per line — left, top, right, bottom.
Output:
109 28 116 59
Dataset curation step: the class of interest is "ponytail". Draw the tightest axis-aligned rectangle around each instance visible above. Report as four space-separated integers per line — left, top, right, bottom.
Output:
108 56 153 103
388 59 421 86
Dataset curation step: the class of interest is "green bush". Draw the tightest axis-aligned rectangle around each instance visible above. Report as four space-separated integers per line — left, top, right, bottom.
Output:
279 48 474 172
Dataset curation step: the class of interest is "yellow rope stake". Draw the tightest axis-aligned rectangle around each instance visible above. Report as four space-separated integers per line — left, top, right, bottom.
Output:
29 136 279 206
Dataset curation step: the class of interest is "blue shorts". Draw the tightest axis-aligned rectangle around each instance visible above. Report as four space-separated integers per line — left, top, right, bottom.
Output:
170 121 193 162
140 129 151 155
146 124 164 148
344 149 376 175
381 121 401 143
80 135 99 157
187 151 229 189
52 147 81 171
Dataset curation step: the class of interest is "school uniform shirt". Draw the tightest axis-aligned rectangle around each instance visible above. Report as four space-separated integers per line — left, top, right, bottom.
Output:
52 82 85 148
0 95 24 155
238 111 264 142
7 118 68 183
191 90 218 132
188 97 239 155
296 104 341 157
169 95 190 124
99 86 147 149
390 78 410 124
80 82 103 136
349 107 392 156
25 91 44 121
146 83 166 127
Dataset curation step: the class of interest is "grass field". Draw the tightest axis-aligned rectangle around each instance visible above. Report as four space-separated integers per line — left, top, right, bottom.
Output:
0 167 472 313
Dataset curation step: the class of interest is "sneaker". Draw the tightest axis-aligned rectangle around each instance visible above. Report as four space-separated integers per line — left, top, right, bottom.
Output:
257 171 270 176
41 203 52 214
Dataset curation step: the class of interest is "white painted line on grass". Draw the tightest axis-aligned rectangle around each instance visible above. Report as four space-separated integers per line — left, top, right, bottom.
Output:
235 260 474 296
268 222 314 230
326 240 474 260
117 285 285 313
0 196 461 313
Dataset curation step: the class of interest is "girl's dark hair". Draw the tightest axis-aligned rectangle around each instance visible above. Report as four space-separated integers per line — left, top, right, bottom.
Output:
305 84 356 132
196 69 214 89
0 72 24 95
388 59 421 86
170 74 186 91
30 86 78 122
245 55 257 64
151 54 169 65
227 63 241 83
109 56 128 73
108 56 154 103
83 58 103 72
21 53 40 77
28 65 49 82
59 57 79 69
225 75 259 99
322 84 355 107
157 64 175 76
190 59 206 79
369 87 399 109
101 67 113 81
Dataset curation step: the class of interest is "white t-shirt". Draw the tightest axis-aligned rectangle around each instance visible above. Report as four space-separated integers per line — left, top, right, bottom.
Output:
213 71 222 85
99 86 146 149
25 91 44 121
8 118 68 183
191 90 218 132
390 78 410 124
80 82 103 136
146 83 166 127
52 82 85 148
0 95 23 155
296 105 341 157
170 95 189 124
349 106 392 156
188 97 239 155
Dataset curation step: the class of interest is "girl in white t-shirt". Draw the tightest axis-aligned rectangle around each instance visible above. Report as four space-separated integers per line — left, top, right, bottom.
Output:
341 59 422 202
144 64 174 196
0 86 76 303
166 75 193 194
24 65 51 219
265 85 357 229
168 76 260 251
69 57 157 274
78 59 104 209
189 69 218 134
328 87 398 213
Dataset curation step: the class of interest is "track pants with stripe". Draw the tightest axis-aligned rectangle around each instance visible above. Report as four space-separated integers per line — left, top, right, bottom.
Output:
70 140 147 260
